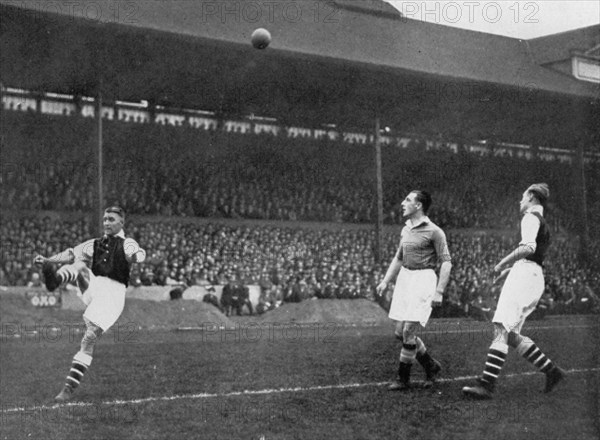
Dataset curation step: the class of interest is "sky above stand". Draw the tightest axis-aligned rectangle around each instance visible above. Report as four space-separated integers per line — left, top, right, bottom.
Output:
385 1 600 39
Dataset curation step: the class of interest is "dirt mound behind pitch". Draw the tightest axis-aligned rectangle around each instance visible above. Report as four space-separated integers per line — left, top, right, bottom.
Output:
1 291 386 330
117 298 233 329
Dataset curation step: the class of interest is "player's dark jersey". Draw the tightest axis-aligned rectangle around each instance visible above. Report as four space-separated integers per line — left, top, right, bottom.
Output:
525 211 550 266
92 235 131 286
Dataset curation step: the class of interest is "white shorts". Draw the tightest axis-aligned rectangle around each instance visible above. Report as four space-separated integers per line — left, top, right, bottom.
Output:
79 272 126 332
493 260 544 333
388 267 437 327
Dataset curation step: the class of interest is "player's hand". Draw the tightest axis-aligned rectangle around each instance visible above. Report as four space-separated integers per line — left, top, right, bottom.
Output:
376 281 387 296
493 268 510 285
33 255 46 266
493 263 504 273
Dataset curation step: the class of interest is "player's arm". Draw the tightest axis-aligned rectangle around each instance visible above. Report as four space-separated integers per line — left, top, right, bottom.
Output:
437 261 452 296
34 248 75 266
34 238 96 266
494 214 539 272
376 238 403 295
433 229 452 296
124 238 146 263
73 239 94 264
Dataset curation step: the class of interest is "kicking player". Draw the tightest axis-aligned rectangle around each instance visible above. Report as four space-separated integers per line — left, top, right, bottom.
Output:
462 183 564 399
376 190 452 390
34 206 145 402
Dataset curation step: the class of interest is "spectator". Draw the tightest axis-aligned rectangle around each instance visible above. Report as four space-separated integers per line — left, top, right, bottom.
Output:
27 272 43 288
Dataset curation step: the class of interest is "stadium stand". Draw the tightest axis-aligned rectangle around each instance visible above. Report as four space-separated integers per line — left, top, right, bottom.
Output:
1 215 598 316
1 111 598 232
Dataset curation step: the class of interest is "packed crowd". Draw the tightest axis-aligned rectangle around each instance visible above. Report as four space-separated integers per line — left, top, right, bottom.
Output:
2 216 598 316
1 112 598 232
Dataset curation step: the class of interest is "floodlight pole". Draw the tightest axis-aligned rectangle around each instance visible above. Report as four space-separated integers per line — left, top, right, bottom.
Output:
96 88 104 235
577 140 589 260
374 118 384 264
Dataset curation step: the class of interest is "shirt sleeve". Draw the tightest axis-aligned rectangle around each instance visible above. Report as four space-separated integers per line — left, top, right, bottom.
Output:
72 239 95 263
124 238 146 263
520 213 540 252
432 229 452 263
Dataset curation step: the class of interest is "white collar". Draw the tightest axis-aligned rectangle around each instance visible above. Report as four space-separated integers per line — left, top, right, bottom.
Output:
525 205 544 215
106 230 126 239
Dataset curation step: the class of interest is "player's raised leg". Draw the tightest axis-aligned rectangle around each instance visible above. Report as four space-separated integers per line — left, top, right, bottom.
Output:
41 260 89 292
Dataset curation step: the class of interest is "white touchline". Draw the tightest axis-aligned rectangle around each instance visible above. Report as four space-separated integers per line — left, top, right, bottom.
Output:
1 367 598 414
418 324 594 335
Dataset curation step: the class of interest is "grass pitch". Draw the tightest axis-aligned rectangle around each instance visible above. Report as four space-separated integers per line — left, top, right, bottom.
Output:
1 315 598 440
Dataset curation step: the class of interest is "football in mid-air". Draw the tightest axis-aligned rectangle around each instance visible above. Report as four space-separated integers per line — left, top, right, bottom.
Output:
251 28 271 49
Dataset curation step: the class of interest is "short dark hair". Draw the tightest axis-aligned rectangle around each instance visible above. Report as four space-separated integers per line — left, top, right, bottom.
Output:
105 206 125 218
411 190 432 214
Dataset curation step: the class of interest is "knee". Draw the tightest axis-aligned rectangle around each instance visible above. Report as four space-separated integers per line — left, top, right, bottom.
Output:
77 270 90 291
81 324 103 355
402 325 418 344
83 324 102 343
507 331 523 348
394 322 404 340
492 324 509 345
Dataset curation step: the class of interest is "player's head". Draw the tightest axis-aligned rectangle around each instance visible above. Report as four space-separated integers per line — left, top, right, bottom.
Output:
402 190 432 218
103 206 125 235
520 183 549 213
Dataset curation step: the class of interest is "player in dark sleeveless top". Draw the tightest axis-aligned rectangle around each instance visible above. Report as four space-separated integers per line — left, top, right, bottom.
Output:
462 184 564 399
34 206 145 402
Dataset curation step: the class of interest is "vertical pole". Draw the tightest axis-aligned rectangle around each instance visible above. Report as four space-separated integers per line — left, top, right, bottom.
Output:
577 141 589 261
96 90 104 235
374 118 384 264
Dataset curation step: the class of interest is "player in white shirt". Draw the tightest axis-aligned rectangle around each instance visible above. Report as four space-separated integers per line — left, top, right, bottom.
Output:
34 206 146 401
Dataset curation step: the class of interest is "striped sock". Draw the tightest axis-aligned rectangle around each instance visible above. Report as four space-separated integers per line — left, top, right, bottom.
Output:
65 351 92 390
57 265 79 285
399 342 417 364
516 337 556 373
480 341 508 391
415 337 429 365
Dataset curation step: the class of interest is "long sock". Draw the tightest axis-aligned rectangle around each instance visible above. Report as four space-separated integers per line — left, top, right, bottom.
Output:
415 337 438 378
479 341 508 391
415 337 430 365
399 341 417 364
397 342 417 384
57 265 79 285
65 351 92 390
516 337 556 374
